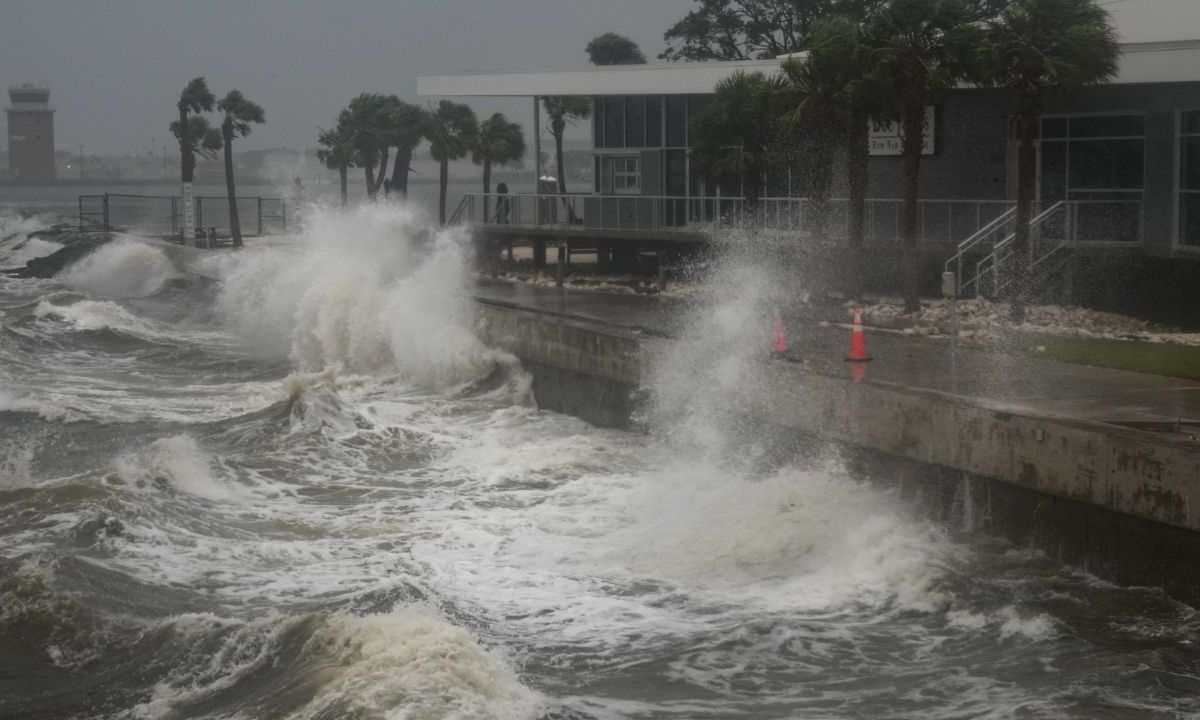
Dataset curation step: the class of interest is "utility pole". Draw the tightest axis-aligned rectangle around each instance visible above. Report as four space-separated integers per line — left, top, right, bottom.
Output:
79 145 84 180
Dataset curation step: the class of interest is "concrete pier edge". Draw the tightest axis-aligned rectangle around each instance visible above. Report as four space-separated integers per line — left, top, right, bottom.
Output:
475 298 1200 603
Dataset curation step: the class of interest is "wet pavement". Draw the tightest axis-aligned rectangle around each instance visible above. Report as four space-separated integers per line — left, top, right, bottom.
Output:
473 278 1200 425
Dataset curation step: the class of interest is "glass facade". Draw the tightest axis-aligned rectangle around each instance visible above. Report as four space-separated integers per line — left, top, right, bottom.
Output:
1039 114 1145 243
1180 111 1200 246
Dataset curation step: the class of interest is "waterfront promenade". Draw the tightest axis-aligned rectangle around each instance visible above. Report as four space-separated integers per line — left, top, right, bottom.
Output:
472 278 1200 426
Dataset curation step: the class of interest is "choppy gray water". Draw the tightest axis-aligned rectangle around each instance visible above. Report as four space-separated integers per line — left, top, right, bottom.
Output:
1 206 1199 720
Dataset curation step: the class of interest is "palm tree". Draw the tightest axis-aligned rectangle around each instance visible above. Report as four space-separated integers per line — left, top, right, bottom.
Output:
541 97 591 195
782 44 848 241
983 0 1118 320
472 113 526 222
785 16 890 295
424 100 478 224
346 93 390 200
379 97 427 199
216 90 265 247
690 71 790 208
174 77 217 243
864 0 982 312
317 117 356 208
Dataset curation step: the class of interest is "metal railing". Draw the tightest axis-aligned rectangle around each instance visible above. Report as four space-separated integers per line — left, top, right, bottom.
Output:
449 192 1014 244
948 199 1144 299
78 192 287 237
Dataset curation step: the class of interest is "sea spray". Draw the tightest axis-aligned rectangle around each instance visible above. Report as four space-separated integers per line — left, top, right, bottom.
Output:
58 238 180 299
216 204 523 393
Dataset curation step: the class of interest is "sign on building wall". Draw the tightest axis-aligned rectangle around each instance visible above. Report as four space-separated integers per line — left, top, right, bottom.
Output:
869 106 936 156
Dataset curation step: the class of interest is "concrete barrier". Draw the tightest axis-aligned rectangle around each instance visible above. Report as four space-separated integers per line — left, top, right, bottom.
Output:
474 300 1200 601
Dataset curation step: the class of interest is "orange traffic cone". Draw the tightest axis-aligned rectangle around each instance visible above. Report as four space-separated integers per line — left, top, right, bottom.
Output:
771 310 788 358
845 307 872 362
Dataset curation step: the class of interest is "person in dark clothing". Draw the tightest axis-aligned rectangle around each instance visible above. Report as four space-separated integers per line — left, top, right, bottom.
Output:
495 182 510 224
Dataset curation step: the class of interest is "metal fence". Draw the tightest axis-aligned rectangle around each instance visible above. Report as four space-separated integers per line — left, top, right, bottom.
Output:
450 193 1015 244
79 193 287 237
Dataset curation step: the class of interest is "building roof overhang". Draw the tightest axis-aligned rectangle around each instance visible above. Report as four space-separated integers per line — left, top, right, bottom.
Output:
418 40 1200 98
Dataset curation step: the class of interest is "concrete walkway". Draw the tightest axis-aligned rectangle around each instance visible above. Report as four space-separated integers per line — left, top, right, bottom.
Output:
473 278 1200 427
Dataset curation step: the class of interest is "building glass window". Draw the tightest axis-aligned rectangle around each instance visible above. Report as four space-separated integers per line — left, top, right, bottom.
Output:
1039 113 1144 242
666 96 687 147
604 97 625 148
625 97 646 148
593 98 605 149
1180 111 1200 246
646 96 663 148
612 156 640 194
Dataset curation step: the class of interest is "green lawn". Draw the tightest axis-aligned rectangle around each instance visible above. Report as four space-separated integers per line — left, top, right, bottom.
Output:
1036 337 1200 382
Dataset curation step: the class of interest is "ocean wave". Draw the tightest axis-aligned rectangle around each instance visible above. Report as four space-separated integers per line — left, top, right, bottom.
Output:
58 238 180 299
216 204 523 392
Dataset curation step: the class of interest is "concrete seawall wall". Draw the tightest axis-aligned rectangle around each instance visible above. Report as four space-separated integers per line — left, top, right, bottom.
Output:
475 300 1200 600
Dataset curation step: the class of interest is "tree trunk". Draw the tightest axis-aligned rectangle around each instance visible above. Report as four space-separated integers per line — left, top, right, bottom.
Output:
439 157 449 225
482 159 492 223
339 166 348 207
391 147 413 198
179 105 195 244
553 120 567 194
1010 103 1037 323
901 84 924 314
847 110 871 299
807 136 835 242
179 105 194 183
372 147 390 196
223 127 243 247
364 161 377 201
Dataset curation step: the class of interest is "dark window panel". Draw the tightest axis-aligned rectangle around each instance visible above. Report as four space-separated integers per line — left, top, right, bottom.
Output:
604 97 625 148
687 95 711 147
1183 137 1200 191
1068 139 1144 190
593 97 604 149
1184 111 1200 136
1040 141 1068 202
646 96 663 148
666 96 687 148
665 149 687 196
1181 194 1200 246
1069 114 1144 138
626 96 646 148
1041 117 1068 139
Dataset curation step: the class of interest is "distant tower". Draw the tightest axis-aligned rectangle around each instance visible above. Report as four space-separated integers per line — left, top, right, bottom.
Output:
6 84 56 182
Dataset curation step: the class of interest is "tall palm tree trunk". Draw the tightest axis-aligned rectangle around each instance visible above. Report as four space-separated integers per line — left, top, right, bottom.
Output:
847 111 871 299
222 129 243 247
439 157 449 225
482 159 492 222
179 104 196 244
364 161 377 201
391 148 413 198
552 120 567 194
901 84 924 314
1011 103 1037 322
373 148 390 197
339 166 348 207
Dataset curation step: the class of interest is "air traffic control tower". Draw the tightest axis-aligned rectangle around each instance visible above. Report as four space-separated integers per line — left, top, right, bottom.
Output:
6 84 55 182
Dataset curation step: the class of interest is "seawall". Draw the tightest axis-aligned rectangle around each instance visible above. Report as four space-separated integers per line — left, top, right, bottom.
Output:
475 297 1200 602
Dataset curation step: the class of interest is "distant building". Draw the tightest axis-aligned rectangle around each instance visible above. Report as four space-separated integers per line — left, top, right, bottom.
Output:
6 84 55 182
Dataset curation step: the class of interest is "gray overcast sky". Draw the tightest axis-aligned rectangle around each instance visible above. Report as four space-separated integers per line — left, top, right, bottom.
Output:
2 0 1196 156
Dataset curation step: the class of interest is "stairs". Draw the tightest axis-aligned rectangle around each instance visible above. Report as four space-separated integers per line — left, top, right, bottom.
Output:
946 201 1072 300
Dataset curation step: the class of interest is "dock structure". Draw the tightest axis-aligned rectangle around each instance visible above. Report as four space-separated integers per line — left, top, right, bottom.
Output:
423 39 1200 311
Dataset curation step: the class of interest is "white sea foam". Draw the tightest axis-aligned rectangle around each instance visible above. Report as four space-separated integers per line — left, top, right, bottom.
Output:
293 607 541 720
217 204 522 392
112 435 245 501
34 298 158 335
59 238 180 299
0 213 61 265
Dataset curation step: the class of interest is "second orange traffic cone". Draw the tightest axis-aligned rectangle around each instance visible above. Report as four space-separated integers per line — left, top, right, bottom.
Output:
771 309 788 358
846 307 872 362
